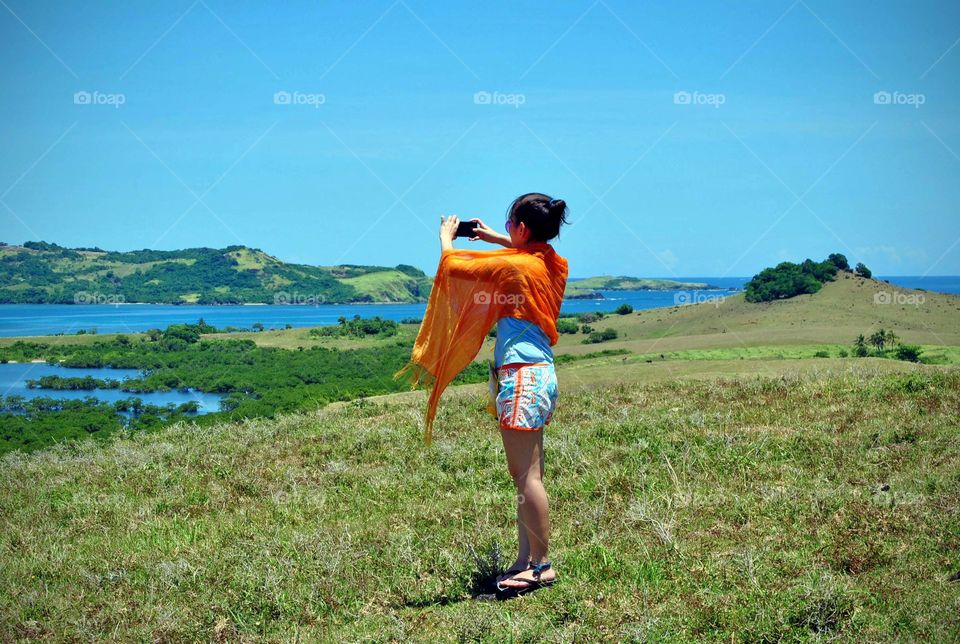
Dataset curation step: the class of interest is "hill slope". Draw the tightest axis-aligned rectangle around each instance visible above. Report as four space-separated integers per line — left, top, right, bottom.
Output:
0 242 433 304
1 366 957 640
555 272 960 357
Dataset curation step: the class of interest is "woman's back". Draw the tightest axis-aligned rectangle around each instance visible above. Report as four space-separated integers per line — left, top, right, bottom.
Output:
495 317 553 367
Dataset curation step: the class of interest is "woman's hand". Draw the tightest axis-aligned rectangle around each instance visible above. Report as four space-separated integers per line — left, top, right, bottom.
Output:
468 218 513 248
467 218 494 242
439 214 459 242
439 214 459 252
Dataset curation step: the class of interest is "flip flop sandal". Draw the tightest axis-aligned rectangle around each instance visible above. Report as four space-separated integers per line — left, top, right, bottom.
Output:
496 560 556 597
495 564 529 584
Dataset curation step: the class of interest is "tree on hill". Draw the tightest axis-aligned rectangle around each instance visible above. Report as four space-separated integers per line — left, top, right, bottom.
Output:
855 262 872 278
744 256 839 303
827 253 850 271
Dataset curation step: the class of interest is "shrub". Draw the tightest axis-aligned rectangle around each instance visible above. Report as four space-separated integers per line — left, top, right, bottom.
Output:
583 328 618 344
557 319 579 334
855 262 872 278
894 345 923 362
615 304 633 315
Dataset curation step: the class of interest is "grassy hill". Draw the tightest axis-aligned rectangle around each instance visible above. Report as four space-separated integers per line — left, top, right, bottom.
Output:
0 242 433 304
1 363 957 640
553 272 960 357
565 275 717 298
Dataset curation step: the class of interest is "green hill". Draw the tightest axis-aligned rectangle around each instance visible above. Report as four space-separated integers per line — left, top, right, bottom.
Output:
565 275 718 298
0 242 433 304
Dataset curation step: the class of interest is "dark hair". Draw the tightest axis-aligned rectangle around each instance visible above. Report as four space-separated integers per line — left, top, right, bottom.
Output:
506 193 569 242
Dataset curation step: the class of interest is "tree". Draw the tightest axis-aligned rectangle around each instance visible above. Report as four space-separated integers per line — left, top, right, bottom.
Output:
827 253 850 271
868 328 898 352
853 334 869 357
855 262 872 278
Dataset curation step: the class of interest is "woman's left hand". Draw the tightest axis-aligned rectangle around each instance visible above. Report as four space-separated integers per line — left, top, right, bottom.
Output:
439 214 460 243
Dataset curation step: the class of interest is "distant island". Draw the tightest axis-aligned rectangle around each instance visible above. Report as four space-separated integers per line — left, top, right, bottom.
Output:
1 241 731 305
565 275 722 299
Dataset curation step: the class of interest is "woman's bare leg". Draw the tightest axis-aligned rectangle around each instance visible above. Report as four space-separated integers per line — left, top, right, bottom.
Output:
499 427 556 587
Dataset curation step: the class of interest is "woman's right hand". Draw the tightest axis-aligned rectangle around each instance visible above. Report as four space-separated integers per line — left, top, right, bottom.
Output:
467 218 496 243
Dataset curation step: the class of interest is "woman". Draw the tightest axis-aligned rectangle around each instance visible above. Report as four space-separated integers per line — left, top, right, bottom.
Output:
439 194 570 596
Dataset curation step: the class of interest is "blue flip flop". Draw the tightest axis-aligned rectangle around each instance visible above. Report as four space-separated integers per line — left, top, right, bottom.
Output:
495 560 556 597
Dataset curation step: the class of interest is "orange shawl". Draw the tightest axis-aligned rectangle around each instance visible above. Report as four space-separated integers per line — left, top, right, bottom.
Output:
394 241 569 444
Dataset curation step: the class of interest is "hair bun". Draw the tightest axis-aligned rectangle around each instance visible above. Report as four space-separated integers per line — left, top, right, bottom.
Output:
547 198 565 210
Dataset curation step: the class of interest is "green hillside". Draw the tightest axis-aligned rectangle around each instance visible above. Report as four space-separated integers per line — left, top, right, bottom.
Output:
565 275 717 298
1 365 957 640
0 242 433 304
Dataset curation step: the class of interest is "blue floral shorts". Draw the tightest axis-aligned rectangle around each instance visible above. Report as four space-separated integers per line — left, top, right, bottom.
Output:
495 362 559 431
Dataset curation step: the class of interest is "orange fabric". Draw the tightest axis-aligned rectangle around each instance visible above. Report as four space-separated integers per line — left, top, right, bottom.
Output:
394 241 568 444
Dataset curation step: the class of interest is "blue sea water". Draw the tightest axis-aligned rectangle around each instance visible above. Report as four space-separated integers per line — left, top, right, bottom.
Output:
0 276 955 338
0 363 224 413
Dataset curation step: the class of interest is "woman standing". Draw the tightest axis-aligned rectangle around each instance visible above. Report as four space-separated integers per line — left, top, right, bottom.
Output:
464 194 568 595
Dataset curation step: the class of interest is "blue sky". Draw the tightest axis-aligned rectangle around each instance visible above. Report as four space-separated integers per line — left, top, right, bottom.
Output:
1 1 958 278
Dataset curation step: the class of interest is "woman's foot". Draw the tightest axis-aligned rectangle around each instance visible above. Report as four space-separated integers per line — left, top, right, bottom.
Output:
497 561 557 590
495 559 530 583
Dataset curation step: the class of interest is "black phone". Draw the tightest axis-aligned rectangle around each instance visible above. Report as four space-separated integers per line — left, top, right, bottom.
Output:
455 220 479 238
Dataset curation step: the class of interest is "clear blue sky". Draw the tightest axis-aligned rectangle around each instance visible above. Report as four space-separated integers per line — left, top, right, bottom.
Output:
2 0 958 277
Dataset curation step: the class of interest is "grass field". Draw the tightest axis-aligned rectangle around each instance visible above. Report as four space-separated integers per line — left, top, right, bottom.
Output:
1 363 958 641
2 274 959 640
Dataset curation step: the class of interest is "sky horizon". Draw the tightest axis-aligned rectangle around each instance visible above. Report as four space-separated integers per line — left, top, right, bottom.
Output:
2 1 958 279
